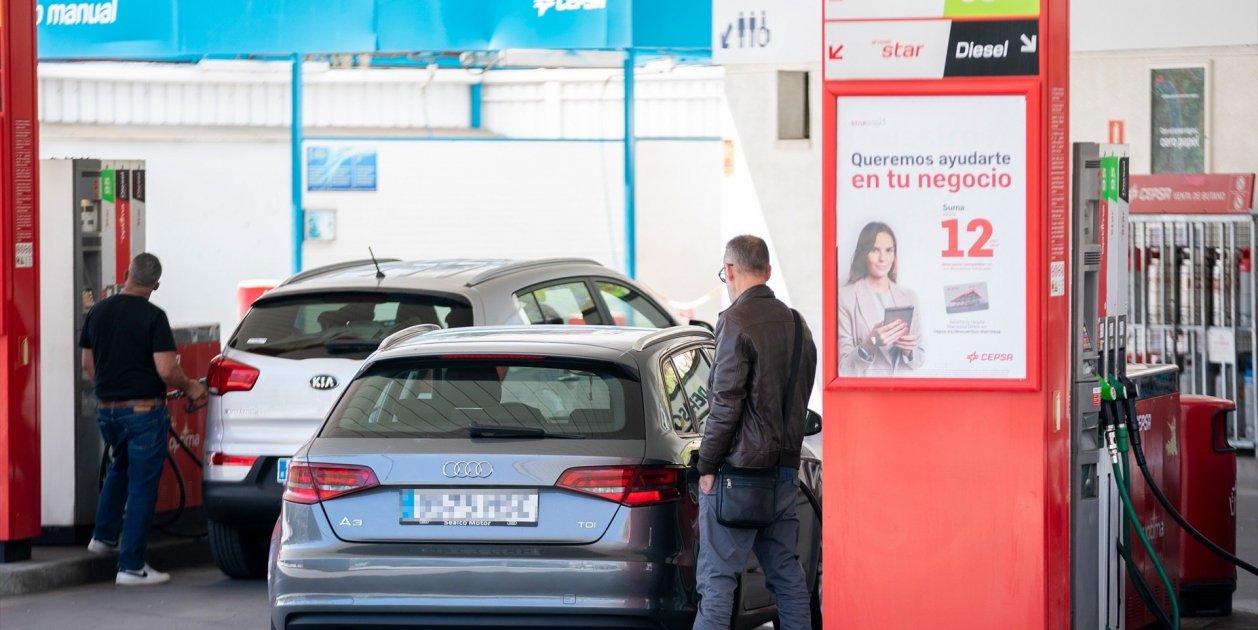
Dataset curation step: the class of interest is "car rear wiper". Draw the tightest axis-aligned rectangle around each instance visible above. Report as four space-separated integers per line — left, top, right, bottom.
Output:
468 425 585 439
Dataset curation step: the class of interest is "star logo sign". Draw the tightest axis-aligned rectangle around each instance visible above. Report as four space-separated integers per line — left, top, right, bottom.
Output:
1164 420 1179 457
967 352 979 363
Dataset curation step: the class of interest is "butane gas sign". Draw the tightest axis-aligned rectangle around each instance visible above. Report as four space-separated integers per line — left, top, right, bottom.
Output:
36 1 119 26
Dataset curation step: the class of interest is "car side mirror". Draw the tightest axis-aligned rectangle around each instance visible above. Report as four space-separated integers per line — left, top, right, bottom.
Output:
689 319 714 332
804 409 822 436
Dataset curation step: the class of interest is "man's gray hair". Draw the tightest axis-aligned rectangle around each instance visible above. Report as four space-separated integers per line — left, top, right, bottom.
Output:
725 235 770 275
128 253 163 288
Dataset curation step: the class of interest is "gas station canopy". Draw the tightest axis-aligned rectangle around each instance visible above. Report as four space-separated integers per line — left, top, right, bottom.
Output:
35 0 711 60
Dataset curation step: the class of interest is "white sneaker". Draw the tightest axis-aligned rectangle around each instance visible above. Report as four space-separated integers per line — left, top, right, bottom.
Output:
116 564 171 586
87 538 118 555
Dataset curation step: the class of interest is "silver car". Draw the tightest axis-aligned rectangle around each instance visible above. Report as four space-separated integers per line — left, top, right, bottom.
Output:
206 259 690 578
268 325 822 630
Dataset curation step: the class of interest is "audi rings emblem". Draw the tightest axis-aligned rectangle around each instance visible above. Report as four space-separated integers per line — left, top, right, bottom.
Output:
442 461 494 478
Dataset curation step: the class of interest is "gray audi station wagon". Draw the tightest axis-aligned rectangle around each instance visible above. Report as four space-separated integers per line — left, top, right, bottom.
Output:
268 325 822 630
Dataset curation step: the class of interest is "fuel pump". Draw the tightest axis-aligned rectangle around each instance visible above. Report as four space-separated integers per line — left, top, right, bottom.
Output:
1071 142 1128 629
38 159 216 544
1071 142 1180 628
1104 313 1180 629
38 159 143 542
1073 143 1258 629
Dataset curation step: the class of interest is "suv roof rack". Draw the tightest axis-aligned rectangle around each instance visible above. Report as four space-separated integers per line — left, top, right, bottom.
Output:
631 326 714 352
465 258 603 287
278 258 401 287
377 324 442 352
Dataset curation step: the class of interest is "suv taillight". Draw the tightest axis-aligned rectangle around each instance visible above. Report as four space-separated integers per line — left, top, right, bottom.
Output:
207 355 260 395
282 463 379 505
556 466 685 507
207 452 258 467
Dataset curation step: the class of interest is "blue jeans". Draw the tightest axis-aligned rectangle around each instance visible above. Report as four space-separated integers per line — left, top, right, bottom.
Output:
92 404 170 572
694 467 812 630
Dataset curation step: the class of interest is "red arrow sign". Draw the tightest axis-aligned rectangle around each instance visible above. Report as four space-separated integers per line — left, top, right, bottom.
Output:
828 44 844 60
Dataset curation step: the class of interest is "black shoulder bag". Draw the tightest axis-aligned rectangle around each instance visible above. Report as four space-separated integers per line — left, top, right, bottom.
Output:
715 310 803 529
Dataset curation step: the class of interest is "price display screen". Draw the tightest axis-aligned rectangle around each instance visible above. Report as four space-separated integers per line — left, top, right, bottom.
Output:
835 94 1029 381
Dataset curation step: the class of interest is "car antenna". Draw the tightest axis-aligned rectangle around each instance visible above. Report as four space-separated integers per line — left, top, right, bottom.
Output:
368 247 386 279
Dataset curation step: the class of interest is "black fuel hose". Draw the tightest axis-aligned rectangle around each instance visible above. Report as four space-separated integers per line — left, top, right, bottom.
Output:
1121 380 1258 577
97 428 206 539
1117 540 1174 630
1110 391 1177 628
97 395 209 539
152 427 207 539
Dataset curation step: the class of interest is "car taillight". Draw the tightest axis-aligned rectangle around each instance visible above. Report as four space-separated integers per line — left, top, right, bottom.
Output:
207 355 260 395
207 452 258 467
556 466 685 507
282 463 379 505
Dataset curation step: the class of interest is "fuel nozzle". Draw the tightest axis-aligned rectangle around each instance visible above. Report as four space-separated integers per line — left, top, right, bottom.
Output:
1109 375 1130 455
1099 375 1120 462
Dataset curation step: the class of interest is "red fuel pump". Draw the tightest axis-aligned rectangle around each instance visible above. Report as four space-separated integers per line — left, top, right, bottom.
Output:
155 328 220 519
0 0 42 563
1123 364 1183 627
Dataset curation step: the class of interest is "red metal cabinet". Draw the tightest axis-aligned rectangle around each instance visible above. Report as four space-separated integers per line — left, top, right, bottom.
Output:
1176 395 1237 616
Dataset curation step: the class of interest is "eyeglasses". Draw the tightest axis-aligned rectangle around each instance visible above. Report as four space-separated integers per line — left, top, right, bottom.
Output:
718 265 728 284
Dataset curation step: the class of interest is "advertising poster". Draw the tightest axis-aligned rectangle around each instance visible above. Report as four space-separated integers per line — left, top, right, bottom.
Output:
1150 66 1206 174
836 95 1027 380
307 146 378 192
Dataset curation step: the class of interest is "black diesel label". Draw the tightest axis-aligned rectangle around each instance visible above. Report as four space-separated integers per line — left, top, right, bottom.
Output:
943 20 1039 77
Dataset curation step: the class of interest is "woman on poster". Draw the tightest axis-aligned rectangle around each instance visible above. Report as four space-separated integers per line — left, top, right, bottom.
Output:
838 221 925 376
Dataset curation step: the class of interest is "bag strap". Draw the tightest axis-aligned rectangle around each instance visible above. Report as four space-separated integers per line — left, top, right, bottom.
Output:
781 309 803 433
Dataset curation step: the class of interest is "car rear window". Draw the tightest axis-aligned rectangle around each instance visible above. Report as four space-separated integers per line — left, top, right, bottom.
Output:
229 292 473 360
322 359 644 440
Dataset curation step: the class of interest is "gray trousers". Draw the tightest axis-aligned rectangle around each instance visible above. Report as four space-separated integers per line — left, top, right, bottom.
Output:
694 467 812 630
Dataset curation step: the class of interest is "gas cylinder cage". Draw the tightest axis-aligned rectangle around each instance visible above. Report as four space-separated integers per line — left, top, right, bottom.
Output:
1128 213 1257 449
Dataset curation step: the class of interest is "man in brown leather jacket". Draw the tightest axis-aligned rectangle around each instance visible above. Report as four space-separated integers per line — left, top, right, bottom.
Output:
694 235 818 630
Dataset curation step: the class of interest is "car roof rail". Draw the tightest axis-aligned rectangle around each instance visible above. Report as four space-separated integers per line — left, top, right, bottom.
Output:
465 258 604 287
377 324 443 352
631 326 714 352
278 258 402 287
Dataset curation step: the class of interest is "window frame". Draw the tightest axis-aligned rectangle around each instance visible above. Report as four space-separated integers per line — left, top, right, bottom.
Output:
589 276 678 329
512 276 608 326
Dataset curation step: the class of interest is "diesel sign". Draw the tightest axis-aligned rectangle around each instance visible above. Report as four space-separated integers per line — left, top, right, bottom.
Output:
955 40 1009 59
943 20 1038 77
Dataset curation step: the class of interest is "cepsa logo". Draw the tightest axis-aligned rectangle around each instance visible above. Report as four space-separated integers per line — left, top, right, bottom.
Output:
1129 184 1173 202
967 352 1016 363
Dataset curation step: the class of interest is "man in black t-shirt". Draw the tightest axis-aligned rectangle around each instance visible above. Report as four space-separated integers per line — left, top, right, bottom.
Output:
79 253 206 586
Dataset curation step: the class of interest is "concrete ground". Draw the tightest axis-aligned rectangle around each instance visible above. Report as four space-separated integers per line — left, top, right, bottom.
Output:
2 456 1254 628
1231 454 1257 616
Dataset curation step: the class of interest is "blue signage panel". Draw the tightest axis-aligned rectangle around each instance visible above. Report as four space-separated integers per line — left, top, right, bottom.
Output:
37 0 180 59
37 0 709 59
373 1 488 51
631 0 710 49
307 146 378 192
484 0 630 50
375 0 630 52
179 0 377 55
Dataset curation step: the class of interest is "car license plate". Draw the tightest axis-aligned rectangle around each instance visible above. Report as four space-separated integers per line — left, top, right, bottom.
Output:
276 458 291 483
400 489 539 526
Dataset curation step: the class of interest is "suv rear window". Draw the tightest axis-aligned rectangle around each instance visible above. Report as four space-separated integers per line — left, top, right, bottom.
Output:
229 292 472 360
322 359 643 440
